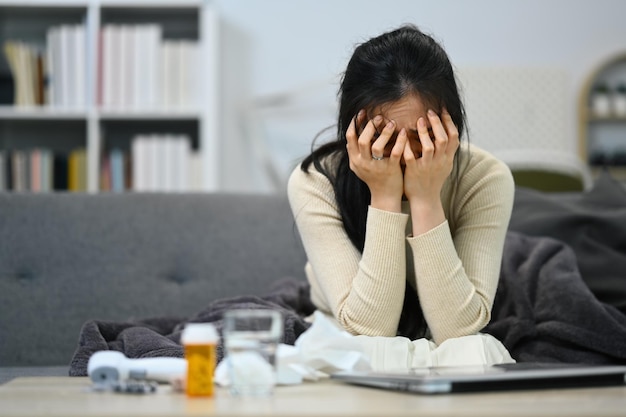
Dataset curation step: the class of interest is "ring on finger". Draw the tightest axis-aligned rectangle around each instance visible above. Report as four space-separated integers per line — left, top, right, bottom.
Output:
372 154 384 161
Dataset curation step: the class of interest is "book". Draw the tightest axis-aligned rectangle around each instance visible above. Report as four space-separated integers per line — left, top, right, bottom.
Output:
119 25 131 108
100 25 113 108
40 149 53 192
100 152 111 191
161 135 176 191
130 134 194 192
131 135 148 191
189 150 203 191
68 148 86 192
53 152 68 191
12 150 26 192
159 42 171 108
74 24 86 108
146 25 161 109
30 148 41 192
59 25 71 108
3 41 37 106
110 148 125 192
46 26 60 107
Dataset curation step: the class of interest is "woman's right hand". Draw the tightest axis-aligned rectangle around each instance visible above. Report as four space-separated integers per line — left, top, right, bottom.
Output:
346 110 407 212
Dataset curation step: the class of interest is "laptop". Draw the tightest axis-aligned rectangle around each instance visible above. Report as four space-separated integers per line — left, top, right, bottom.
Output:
330 363 626 394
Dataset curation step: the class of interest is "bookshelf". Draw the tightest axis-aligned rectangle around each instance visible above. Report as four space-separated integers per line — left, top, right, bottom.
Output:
579 52 626 182
0 0 220 192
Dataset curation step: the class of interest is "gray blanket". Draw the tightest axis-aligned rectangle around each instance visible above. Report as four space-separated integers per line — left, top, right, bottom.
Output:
508 171 626 314
484 231 626 364
69 278 316 376
69 230 626 376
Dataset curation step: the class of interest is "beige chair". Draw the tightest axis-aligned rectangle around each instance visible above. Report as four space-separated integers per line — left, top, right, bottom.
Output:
245 69 593 192
241 79 338 192
457 67 593 192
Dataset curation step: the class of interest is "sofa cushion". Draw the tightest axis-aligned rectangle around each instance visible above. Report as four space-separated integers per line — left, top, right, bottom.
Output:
509 170 626 312
0 192 307 367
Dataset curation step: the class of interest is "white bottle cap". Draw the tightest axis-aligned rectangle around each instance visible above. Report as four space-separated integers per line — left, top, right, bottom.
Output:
181 323 219 344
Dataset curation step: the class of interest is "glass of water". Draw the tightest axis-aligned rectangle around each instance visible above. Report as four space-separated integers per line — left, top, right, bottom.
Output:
222 309 283 396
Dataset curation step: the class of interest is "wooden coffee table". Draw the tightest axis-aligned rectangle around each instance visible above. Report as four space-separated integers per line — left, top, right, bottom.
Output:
1 376 625 417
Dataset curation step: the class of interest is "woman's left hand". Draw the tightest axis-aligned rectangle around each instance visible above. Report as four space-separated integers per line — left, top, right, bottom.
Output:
403 109 459 207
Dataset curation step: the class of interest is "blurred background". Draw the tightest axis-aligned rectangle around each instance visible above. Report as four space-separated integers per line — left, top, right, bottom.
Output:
216 0 626 192
2 0 626 193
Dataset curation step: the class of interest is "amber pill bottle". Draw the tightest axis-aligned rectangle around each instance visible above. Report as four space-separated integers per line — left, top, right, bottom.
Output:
181 323 219 397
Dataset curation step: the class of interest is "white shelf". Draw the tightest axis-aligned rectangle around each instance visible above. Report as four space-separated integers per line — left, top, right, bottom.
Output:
98 0 205 8
588 116 626 123
579 52 626 178
0 106 88 119
0 0 220 193
0 0 203 7
0 1 89 6
97 109 202 120
0 107 204 120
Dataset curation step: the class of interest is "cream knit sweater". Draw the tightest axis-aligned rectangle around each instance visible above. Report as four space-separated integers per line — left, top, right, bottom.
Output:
287 144 515 345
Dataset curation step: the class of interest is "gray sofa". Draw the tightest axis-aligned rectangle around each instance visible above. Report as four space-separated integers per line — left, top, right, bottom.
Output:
3 172 626 384
0 192 307 384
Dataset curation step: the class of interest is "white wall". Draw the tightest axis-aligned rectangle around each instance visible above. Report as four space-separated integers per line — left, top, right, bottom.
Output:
215 0 626 192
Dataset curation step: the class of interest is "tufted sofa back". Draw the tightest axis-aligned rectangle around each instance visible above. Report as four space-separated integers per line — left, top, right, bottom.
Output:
0 192 307 367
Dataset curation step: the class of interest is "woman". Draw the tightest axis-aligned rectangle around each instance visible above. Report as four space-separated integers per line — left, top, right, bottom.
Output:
287 24 514 345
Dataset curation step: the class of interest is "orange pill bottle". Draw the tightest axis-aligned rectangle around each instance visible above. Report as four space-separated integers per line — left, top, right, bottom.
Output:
181 323 219 397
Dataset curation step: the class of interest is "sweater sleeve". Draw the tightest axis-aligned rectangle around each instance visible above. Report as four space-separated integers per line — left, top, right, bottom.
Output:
287 165 409 337
407 152 515 344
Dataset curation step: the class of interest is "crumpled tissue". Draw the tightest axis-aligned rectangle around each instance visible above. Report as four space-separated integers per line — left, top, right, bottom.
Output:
214 311 515 386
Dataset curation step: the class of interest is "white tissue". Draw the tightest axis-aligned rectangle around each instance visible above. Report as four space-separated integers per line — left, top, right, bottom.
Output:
289 311 372 375
214 311 515 387
215 311 370 386
230 351 275 385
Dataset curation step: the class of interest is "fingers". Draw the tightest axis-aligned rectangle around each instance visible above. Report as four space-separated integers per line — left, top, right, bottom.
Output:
369 119 395 159
440 108 460 157
346 109 397 161
418 109 461 161
346 109 376 156
427 109 448 153
346 113 359 159
346 113 358 142
347 108 458 164
416 116 434 160
391 128 408 162
402 130 417 162
357 116 382 157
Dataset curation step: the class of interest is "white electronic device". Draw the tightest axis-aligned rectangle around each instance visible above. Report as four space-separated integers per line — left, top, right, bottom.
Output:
87 351 186 388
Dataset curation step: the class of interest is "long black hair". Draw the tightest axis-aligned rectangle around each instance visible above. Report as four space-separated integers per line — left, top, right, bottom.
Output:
301 24 467 252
